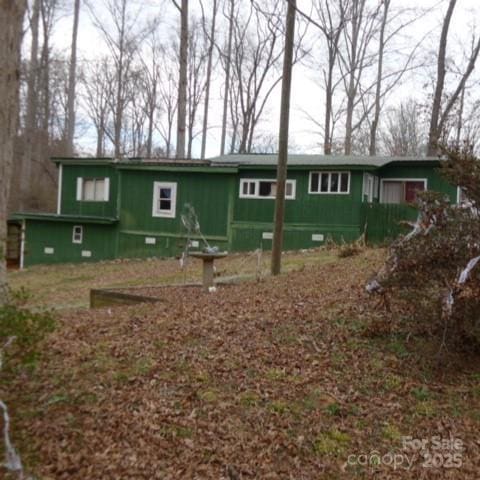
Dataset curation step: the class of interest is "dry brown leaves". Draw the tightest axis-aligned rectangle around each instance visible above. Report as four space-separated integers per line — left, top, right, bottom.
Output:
2 249 480 479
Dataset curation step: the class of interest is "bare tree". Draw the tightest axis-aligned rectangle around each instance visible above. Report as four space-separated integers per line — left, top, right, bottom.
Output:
1 0 26 304
229 0 304 154
186 20 208 159
199 0 218 159
20 0 40 207
156 50 178 158
171 0 188 158
427 0 480 155
138 32 164 157
88 0 150 157
65 0 81 155
311 0 349 154
81 58 114 157
338 0 381 155
381 99 426 156
220 0 235 156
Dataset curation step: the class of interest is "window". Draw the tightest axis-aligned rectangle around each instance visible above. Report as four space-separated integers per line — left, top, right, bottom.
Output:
76 177 110 202
239 179 296 199
309 171 350 194
72 225 83 244
152 182 177 218
362 173 379 202
380 179 426 204
457 187 471 206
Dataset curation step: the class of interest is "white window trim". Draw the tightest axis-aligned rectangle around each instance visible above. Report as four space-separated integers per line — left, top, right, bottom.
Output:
239 179 296 200
308 171 351 195
76 177 110 202
152 181 177 218
20 220 26 270
379 178 428 203
57 164 63 214
72 225 83 244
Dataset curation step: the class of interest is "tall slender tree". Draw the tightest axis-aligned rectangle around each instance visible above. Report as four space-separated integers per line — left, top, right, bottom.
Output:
427 0 480 155
271 0 296 276
172 0 188 158
199 0 218 159
1 0 27 304
65 0 81 156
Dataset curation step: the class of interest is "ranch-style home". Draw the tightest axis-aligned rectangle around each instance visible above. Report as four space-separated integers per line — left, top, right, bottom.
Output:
7 154 459 268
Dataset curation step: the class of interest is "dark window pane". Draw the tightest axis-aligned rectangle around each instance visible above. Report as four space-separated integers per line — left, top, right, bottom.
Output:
405 181 425 203
330 173 339 192
242 182 248 195
286 182 292 197
160 188 171 199
320 173 329 192
160 199 171 210
259 181 273 197
249 182 255 195
340 173 349 192
310 173 319 192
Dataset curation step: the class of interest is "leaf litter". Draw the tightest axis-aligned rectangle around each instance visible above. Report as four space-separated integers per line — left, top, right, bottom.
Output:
2 248 480 479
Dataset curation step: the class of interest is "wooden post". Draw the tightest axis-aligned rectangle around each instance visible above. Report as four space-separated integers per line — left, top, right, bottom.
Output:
202 258 215 290
271 0 296 276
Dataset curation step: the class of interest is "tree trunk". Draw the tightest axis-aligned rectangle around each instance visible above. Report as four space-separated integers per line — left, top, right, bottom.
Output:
66 0 81 156
271 0 296 276
1 0 26 304
427 0 456 156
176 0 188 159
114 0 127 158
20 0 40 207
369 0 389 156
324 48 334 154
200 0 217 159
220 0 234 156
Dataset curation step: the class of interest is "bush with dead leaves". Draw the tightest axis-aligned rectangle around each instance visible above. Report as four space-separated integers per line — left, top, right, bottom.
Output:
368 146 480 349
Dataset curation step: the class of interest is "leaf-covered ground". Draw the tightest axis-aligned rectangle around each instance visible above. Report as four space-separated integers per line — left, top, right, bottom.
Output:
3 248 480 478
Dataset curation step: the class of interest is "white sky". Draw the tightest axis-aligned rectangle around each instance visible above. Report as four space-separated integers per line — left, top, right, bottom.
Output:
48 0 480 157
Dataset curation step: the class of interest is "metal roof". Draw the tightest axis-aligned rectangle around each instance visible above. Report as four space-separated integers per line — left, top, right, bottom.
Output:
208 154 443 167
51 154 444 169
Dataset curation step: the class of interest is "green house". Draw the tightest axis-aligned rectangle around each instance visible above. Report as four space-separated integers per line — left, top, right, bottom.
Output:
8 154 459 268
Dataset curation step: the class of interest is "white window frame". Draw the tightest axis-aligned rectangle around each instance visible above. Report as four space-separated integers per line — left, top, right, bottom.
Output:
72 225 83 244
76 177 110 202
308 171 351 195
362 173 379 202
239 179 296 200
456 186 473 206
380 178 428 204
152 181 177 218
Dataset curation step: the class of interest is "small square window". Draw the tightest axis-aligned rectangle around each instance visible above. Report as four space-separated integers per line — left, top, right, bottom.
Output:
72 225 83 244
77 177 109 202
152 182 177 218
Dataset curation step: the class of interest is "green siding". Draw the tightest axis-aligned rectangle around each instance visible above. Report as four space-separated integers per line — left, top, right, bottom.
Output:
363 203 417 244
378 164 456 199
60 164 118 218
24 220 116 266
231 169 364 250
117 170 233 257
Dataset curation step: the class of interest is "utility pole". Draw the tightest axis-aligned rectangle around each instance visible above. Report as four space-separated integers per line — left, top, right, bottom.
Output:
271 0 296 276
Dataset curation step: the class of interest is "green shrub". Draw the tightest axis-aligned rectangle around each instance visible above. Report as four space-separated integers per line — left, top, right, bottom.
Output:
0 292 55 368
